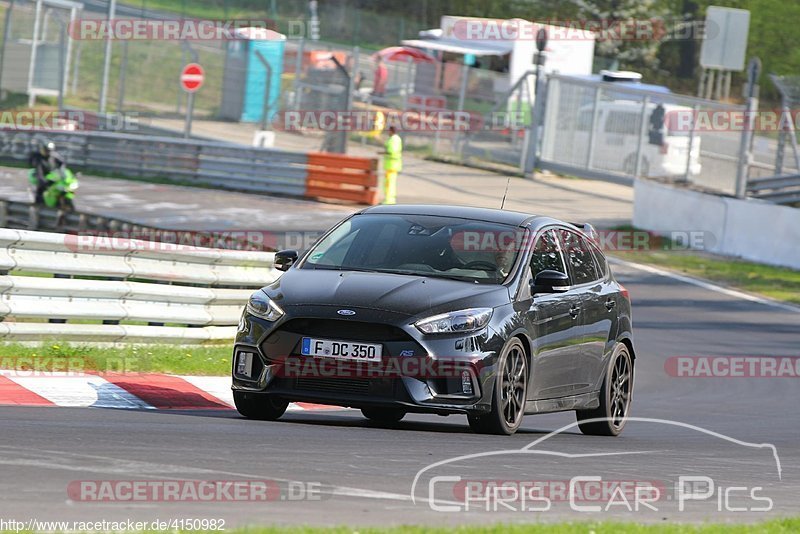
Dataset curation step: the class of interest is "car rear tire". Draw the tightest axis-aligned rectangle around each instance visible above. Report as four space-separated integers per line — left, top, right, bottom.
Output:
361 407 405 424
576 343 633 436
233 391 289 421
468 338 528 435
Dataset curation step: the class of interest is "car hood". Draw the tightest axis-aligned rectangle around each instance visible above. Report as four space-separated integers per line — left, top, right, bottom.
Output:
266 269 509 318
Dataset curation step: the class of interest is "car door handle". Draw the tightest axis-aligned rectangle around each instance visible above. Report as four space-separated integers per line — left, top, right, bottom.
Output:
605 298 616 311
569 305 580 319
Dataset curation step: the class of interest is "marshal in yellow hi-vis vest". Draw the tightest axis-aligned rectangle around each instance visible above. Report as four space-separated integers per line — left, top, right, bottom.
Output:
382 126 402 205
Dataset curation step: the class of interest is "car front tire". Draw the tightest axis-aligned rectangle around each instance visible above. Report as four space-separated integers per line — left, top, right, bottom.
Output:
468 338 528 435
576 343 633 436
233 390 289 421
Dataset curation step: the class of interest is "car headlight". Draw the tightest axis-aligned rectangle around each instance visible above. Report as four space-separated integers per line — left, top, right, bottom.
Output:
246 290 285 321
414 308 493 335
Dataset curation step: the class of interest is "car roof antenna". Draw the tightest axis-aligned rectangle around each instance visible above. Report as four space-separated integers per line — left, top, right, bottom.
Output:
500 176 511 210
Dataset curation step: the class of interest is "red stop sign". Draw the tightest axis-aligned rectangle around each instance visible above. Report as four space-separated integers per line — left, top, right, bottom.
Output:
180 63 204 93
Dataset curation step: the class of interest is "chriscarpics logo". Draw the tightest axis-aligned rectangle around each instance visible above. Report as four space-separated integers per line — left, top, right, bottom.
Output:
411 418 782 518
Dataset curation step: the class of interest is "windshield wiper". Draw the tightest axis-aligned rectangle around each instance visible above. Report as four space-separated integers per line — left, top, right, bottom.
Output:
307 265 370 272
307 266 493 284
425 273 488 284
370 268 495 283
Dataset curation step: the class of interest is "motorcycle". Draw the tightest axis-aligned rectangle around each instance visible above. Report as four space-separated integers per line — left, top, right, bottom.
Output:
28 167 79 212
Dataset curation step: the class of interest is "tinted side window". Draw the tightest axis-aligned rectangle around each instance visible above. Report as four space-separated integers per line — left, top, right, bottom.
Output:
559 230 599 285
590 244 609 278
530 229 567 276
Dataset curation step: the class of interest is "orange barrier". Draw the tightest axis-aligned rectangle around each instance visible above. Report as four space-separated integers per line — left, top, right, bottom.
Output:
305 153 380 205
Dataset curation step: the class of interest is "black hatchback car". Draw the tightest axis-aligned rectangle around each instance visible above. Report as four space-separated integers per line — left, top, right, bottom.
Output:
232 205 634 435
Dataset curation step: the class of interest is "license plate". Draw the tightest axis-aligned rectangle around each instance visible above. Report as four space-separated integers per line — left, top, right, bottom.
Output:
301 337 382 362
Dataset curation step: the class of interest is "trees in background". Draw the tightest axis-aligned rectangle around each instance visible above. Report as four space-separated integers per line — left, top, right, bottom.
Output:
359 0 798 100
148 0 800 100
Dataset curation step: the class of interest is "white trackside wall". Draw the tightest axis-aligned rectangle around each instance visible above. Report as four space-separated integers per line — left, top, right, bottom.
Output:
633 179 800 269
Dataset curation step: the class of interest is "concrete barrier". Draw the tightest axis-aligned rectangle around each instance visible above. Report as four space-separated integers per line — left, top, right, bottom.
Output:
0 129 380 205
633 178 800 269
305 152 379 205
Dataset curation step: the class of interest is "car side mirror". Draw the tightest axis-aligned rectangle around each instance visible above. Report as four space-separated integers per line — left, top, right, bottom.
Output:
530 270 570 294
274 249 298 272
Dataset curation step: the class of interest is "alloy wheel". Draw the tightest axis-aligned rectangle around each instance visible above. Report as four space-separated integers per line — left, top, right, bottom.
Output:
500 344 526 427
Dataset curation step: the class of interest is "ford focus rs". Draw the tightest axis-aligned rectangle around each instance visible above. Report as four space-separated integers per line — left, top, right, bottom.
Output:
232 205 635 435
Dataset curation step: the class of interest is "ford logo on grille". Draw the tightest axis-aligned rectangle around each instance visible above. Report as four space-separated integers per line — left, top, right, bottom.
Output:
337 309 356 316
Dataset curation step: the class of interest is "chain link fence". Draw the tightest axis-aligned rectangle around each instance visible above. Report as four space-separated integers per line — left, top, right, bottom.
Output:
0 0 538 159
69 37 229 118
0 0 798 203
540 74 800 196
540 75 743 194
0 0 229 117
0 0 79 105
115 0 430 50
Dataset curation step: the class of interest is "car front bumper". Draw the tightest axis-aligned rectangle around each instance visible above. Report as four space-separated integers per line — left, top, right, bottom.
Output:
231 306 506 415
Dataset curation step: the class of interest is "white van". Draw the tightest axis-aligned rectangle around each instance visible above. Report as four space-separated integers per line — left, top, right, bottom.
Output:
555 100 702 178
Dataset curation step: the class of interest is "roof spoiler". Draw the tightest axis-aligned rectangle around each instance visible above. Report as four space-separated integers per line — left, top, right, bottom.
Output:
570 222 600 244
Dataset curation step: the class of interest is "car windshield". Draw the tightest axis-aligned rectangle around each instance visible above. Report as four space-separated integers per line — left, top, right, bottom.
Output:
300 214 525 284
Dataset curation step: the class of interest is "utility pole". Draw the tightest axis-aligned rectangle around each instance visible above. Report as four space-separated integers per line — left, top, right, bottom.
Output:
98 0 117 113
524 27 548 176
735 57 760 199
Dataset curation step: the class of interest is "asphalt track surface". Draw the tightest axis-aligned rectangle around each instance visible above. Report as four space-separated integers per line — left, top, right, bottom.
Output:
0 158 634 233
0 262 797 527
0 169 355 233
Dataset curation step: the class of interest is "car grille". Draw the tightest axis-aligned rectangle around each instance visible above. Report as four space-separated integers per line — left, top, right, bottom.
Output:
277 318 409 342
275 375 408 401
295 377 371 396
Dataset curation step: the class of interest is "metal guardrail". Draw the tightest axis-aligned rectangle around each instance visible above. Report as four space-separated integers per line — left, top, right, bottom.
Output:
747 174 800 205
0 129 379 204
0 199 157 235
0 199 267 250
0 228 279 344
